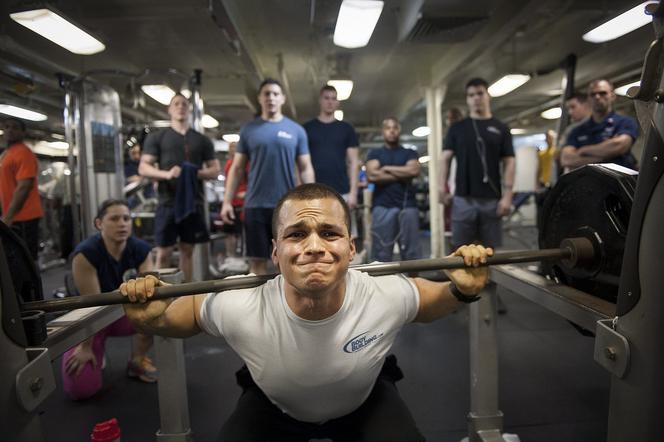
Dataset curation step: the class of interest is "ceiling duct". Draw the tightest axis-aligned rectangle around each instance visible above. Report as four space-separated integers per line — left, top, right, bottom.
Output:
406 15 490 43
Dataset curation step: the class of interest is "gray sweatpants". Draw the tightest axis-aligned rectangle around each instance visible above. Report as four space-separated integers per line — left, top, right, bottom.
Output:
371 206 421 262
451 196 503 249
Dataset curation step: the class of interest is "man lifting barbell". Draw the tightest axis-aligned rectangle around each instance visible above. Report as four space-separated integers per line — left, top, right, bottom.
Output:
120 183 493 441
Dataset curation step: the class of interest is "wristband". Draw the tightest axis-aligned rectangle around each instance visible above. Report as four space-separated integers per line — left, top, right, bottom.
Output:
449 282 481 303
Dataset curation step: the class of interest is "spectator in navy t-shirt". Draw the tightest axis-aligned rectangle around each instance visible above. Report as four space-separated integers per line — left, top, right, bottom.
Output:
221 78 315 275
366 117 421 262
304 85 360 208
561 79 639 171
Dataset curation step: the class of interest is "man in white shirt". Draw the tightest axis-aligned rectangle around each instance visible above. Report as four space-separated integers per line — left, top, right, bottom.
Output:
121 183 492 441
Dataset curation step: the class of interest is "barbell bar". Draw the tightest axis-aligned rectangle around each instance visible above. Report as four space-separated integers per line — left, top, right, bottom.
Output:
21 237 595 314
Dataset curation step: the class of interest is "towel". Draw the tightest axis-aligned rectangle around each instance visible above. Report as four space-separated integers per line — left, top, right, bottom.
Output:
174 161 200 223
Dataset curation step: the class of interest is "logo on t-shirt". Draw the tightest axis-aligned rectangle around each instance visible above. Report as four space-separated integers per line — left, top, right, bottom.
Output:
343 331 384 353
487 126 501 135
277 130 293 139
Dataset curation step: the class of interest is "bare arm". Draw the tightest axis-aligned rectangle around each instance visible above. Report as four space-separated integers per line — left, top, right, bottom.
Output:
296 154 315 184
576 134 634 160
382 159 421 179
138 153 172 181
197 158 222 180
121 275 204 338
347 148 359 203
560 146 604 169
222 153 248 206
413 245 492 323
2 178 33 225
502 156 515 193
365 159 398 184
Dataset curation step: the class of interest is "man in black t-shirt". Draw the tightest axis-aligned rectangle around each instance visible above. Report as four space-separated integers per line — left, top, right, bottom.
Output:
303 85 360 208
439 78 515 249
140 93 221 281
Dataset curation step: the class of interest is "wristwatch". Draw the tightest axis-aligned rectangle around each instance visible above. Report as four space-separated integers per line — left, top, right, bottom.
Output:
449 282 481 303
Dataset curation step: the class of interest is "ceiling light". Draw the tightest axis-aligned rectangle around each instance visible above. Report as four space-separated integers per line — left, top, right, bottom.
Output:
10 7 105 55
327 80 354 100
202 114 219 129
47 141 69 150
615 81 641 96
488 74 531 97
412 126 431 137
141 85 176 105
222 133 240 143
418 155 430 164
334 110 344 121
0 104 47 121
583 2 653 43
541 107 562 120
510 128 528 135
51 133 65 140
181 88 192 99
333 0 384 48
0 130 3 135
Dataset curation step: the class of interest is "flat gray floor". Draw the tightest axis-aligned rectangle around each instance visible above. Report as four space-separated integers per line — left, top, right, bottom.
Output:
36 229 609 441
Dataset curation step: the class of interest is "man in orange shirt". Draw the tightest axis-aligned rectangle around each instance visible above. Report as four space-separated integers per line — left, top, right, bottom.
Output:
0 118 44 260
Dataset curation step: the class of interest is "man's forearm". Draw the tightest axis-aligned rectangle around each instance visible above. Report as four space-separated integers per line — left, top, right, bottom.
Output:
123 297 200 339
347 157 359 196
578 138 630 160
139 162 170 181
197 160 221 180
300 164 315 184
223 165 243 204
383 165 419 179
4 180 33 222
368 169 399 184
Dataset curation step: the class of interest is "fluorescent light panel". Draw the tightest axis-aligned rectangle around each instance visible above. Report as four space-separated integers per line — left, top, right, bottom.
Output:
583 2 652 43
180 89 192 99
333 0 384 48
334 110 344 121
615 81 641 96
541 107 562 120
0 104 47 121
488 74 531 97
418 155 430 164
142 85 177 106
222 134 240 143
327 80 354 100
10 8 105 55
510 128 528 135
202 114 219 129
412 126 431 137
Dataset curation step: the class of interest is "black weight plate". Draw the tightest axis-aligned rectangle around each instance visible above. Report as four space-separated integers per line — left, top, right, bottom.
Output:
539 164 637 302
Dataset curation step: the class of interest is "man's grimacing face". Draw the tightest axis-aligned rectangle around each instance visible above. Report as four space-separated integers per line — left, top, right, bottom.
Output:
272 197 355 296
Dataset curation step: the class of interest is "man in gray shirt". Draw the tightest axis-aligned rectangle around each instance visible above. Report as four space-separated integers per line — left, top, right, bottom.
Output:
140 93 221 281
221 79 315 275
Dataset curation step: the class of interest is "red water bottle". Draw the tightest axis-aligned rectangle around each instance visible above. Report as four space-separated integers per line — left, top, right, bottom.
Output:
90 418 121 442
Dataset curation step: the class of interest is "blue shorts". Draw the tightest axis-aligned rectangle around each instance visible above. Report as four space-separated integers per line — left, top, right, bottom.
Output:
154 204 209 247
244 208 274 260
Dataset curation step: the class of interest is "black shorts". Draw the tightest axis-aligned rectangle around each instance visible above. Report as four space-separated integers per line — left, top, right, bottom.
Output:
154 204 209 247
11 218 40 261
244 208 274 259
221 207 243 236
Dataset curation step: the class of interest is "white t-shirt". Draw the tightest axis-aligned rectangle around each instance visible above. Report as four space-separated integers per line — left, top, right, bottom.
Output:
199 269 419 423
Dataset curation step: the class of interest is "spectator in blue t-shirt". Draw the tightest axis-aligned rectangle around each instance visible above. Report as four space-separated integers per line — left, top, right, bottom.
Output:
304 85 360 209
561 79 639 171
366 117 421 262
221 78 315 275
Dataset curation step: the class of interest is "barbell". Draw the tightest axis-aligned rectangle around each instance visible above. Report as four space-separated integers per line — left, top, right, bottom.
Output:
20 237 595 314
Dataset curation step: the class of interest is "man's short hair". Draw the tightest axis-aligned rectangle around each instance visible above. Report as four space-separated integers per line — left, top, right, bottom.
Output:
259 78 284 94
4 117 26 132
382 116 401 127
465 78 489 91
169 92 188 105
320 85 337 95
566 92 588 103
588 78 614 91
272 184 351 237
